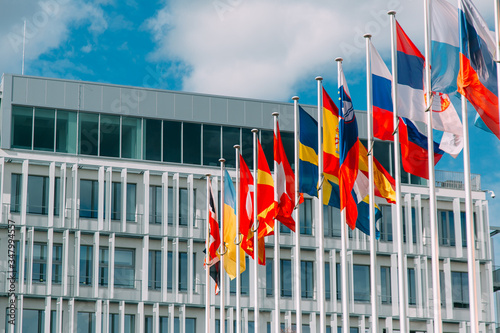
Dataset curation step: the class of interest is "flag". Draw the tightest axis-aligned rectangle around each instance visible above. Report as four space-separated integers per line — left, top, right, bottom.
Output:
323 88 340 183
223 170 246 280
458 0 500 139
205 179 221 294
356 196 382 239
298 106 319 197
338 64 360 230
257 139 277 239
274 122 300 232
239 154 255 258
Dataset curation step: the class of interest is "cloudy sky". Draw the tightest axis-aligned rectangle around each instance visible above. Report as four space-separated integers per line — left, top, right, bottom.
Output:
2 0 500 243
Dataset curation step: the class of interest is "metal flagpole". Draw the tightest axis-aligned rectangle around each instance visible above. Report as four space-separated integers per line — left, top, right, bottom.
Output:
387 10 407 332
272 113 281 333
423 1 443 332
251 128 260 333
206 174 212 333
335 59 349 333
292 95 302 333
316 75 326 333
235 145 241 333
364 34 378 333
219 158 226 333
495 0 500 134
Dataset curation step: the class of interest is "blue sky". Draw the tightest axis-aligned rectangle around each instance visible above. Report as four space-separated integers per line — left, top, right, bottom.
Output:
2 0 499 231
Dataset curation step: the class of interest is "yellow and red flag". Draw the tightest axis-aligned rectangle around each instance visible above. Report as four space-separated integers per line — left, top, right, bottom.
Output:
257 139 277 240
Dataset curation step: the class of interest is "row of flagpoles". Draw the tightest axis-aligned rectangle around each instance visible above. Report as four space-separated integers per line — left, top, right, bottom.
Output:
203 0 500 332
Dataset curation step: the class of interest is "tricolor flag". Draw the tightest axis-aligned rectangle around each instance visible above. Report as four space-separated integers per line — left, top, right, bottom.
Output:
205 179 220 294
239 154 255 258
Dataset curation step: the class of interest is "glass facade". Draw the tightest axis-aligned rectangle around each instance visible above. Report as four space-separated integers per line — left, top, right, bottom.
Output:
266 258 273 297
452 271 469 308
100 115 120 158
149 185 162 224
301 261 314 299
280 259 292 297
99 247 109 286
408 268 416 305
300 198 313 235
203 125 221 167
381 266 391 304
33 108 55 151
12 106 33 149
80 245 93 285
52 244 62 284
114 248 135 288
353 265 370 302
149 250 161 290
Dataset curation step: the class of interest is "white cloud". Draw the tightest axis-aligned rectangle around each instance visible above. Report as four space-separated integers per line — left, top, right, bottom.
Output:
81 43 93 53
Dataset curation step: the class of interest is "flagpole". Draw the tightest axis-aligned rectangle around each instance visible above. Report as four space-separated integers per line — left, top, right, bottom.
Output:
388 10 407 333
423 2 443 332
292 95 302 333
316 75 326 333
206 174 212 333
495 0 500 133
219 158 226 333
272 113 281 333
234 145 241 333
364 34 378 333
251 128 260 333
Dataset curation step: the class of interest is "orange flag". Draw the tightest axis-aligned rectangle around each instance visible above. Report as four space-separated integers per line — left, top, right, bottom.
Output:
257 139 277 239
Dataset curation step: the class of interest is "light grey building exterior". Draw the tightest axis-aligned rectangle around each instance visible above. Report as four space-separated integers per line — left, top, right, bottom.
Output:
0 73 495 333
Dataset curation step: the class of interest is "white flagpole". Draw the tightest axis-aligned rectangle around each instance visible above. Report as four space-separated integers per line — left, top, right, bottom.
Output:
234 145 241 333
335 59 349 333
206 174 212 333
387 10 407 332
316 75 326 333
423 2 443 332
364 34 378 333
272 113 281 333
22 19 26 75
495 0 500 133
219 158 226 333
292 95 302 333
251 128 260 333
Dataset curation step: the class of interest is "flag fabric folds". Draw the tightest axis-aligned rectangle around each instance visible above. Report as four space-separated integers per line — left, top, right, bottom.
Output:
298 106 319 197
323 89 340 183
239 154 255 258
223 170 246 280
458 0 499 139
205 179 221 294
338 65 360 230
257 140 277 239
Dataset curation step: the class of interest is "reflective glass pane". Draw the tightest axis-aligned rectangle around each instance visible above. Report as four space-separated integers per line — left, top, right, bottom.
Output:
34 108 55 151
12 105 33 149
122 116 141 159
281 131 295 171
23 309 44 333
183 123 201 165
222 126 239 168
144 119 162 161
27 175 49 215
79 113 99 156
163 121 181 163
100 115 120 157
127 183 136 222
10 174 22 212
203 125 221 166
280 259 292 297
353 265 370 302
260 130 274 171
241 128 254 167
56 110 77 153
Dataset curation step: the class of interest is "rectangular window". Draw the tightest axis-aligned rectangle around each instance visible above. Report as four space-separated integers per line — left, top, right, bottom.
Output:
241 128 254 167
353 264 370 302
280 259 292 297
77 312 95 333
12 105 33 149
440 270 446 307
100 115 120 157
80 245 93 286
324 205 341 237
167 251 173 290
281 131 295 170
111 182 121 220
126 183 137 222
230 256 250 295
300 198 313 235
301 261 314 299
32 243 47 283
23 309 45 333
10 173 22 212
381 266 391 304
50 310 59 333
325 262 331 300
121 116 141 159
266 258 273 297
452 271 469 308
79 180 99 218
144 118 162 161
99 247 108 286
114 248 135 288
222 126 240 168
183 123 201 165
379 205 393 242
408 268 416 305
149 250 161 290
79 112 99 156
163 120 181 163
179 188 195 226
438 210 455 246
203 124 221 167
124 314 135 333
34 108 55 151
149 185 162 224
56 110 77 154
27 175 49 215
52 244 62 284
168 187 174 225
336 263 341 300
145 316 152 333
260 130 274 171
179 252 196 292
402 206 417 244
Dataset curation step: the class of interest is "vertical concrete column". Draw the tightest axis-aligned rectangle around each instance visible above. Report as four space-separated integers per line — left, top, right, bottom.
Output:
179 304 186 333
103 300 110 333
121 169 127 232
62 230 69 296
93 232 100 298
59 163 67 228
119 301 125 333
18 226 26 294
98 166 105 230
188 238 193 303
153 303 160 333
404 193 413 253
26 227 34 294
74 231 81 297
71 164 78 229
137 302 144 333
475 200 485 259
109 234 115 299
359 315 366 333
48 162 56 228
56 297 63 333
105 167 112 231
309 312 317 333
385 317 393 333
162 172 169 236
15 295 24 333
168 304 175 333
414 194 423 253
47 228 54 295
44 296 51 333
415 256 423 317
0 157 5 224
20 160 28 227
68 298 75 333
95 299 102 333
161 236 169 302
142 236 149 301
143 170 150 234
227 307 233 333
187 174 194 238
443 258 453 319
330 249 336 313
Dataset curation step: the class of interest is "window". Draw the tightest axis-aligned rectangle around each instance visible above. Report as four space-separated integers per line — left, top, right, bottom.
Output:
56 110 77 154
168 187 174 225
241 128 254 167
106 313 118 333
32 243 47 283
222 126 240 168
149 185 162 224
79 112 99 156
99 247 108 286
27 175 49 215
80 245 93 285
10 173 22 212
34 108 55 151
402 206 417 244
440 270 446 307
124 314 135 333
163 120 181 163
301 261 314 299
80 180 99 218
180 188 195 226
260 130 274 171
281 131 295 170
179 252 196 292
300 198 313 235
203 124 221 167
324 205 341 237
23 309 45 333
353 265 370 302
266 258 273 297
438 210 455 246
230 256 250 295
110 182 137 221
144 118 162 161
280 259 292 297
145 316 152 333
77 312 95 333
379 205 392 242
126 183 137 221
325 262 331 300
50 310 59 333
336 263 341 300
121 116 141 159
149 250 161 290
52 244 62 284
452 271 469 308
381 266 391 304
408 268 416 305
183 123 201 165
167 251 173 290
12 105 33 149
99 115 120 157
162 317 195 333
114 248 135 288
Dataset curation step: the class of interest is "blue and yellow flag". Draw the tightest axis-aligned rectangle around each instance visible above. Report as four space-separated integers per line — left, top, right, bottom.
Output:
223 170 246 280
298 106 318 197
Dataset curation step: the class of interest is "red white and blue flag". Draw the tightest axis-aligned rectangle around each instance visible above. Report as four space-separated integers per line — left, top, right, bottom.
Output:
338 64 359 230
205 179 220 294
